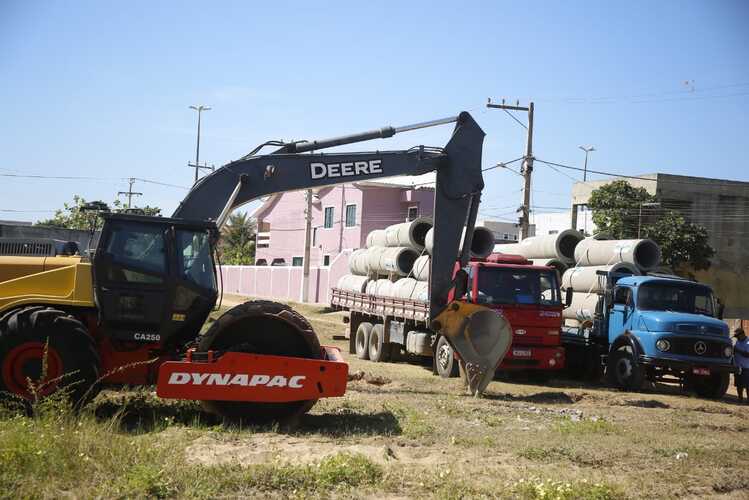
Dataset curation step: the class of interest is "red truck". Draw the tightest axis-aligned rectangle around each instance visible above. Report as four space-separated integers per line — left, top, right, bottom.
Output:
330 253 565 379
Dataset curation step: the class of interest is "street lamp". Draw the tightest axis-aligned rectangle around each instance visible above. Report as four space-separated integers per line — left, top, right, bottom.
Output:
578 145 595 182
638 202 661 238
189 105 211 183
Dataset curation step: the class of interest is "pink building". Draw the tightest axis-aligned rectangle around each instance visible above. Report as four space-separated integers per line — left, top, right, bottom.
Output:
253 176 435 267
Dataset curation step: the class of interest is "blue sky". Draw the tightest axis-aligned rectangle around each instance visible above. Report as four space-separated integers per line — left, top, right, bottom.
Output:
1 0 747 222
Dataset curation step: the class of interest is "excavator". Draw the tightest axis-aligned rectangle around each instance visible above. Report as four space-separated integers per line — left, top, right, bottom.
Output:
0 111 511 421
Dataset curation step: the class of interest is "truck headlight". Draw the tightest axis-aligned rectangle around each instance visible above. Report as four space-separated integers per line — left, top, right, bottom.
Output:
656 339 671 352
724 346 733 358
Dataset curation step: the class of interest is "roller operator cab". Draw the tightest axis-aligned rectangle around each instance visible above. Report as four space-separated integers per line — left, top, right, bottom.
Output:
92 213 219 349
563 274 735 398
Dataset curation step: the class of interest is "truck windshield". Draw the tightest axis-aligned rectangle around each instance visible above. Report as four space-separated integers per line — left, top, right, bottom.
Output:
475 268 561 306
637 282 715 316
176 229 216 291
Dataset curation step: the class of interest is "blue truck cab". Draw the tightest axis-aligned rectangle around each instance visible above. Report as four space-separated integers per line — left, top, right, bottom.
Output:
562 274 735 398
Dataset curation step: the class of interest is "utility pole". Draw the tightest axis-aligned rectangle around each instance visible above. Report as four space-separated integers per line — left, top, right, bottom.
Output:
118 178 142 209
188 105 212 183
578 145 595 182
338 184 346 252
301 189 313 303
487 99 534 239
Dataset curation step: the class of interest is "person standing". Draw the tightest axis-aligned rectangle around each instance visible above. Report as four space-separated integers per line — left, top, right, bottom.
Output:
733 328 749 404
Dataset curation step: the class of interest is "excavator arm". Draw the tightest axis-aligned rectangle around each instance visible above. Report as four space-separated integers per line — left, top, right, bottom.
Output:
168 111 507 396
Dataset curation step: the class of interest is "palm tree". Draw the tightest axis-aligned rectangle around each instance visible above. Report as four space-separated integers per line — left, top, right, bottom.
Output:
220 212 256 264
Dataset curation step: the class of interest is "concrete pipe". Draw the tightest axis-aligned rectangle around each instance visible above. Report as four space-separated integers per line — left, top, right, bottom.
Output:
391 278 429 301
561 263 640 293
336 274 370 293
412 255 430 281
530 258 568 277
366 278 395 297
424 226 495 259
384 217 433 251
348 248 370 275
573 238 661 271
493 229 583 263
366 246 419 276
366 230 388 248
563 292 601 321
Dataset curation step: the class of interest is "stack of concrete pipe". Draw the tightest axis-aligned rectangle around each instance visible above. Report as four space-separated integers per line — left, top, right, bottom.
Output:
423 226 495 260
561 237 661 323
493 229 584 276
337 218 433 299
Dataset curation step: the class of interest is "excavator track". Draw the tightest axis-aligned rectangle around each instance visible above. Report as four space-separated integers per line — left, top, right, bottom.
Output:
197 300 322 423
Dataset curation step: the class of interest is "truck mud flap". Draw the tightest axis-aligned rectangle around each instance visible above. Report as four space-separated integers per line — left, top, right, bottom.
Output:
156 347 348 402
433 301 512 396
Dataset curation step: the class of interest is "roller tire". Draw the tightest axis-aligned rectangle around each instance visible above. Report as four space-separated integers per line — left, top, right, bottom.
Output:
355 322 373 360
198 301 322 423
0 306 100 408
368 324 390 363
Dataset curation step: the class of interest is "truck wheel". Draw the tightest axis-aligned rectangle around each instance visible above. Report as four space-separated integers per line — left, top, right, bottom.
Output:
198 300 322 423
355 322 373 360
691 373 730 399
434 335 459 378
606 347 644 391
0 306 100 408
368 324 390 362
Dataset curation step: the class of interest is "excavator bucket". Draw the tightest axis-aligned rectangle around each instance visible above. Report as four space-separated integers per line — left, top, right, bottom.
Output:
433 301 512 396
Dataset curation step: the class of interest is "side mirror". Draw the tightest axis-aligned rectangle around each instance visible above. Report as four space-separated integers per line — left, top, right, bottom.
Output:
453 269 469 299
564 288 573 308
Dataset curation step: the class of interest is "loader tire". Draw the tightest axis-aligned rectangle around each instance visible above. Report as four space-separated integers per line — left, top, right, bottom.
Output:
0 306 100 408
198 300 322 423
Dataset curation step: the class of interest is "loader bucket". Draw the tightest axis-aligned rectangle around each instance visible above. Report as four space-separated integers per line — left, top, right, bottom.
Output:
433 302 512 396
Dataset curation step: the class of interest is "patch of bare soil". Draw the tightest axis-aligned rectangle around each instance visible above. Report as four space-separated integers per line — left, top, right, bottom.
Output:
186 433 448 467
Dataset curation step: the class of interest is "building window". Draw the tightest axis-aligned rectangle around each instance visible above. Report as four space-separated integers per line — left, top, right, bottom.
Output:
548 230 559 235
312 227 317 246
512 234 518 241
345 204 357 227
271 258 286 266
324 207 334 228
292 256 303 266
255 259 267 266
407 206 419 221
503 233 509 240
323 255 330 266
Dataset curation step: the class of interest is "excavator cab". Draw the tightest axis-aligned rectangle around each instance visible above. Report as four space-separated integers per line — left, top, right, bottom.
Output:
92 213 219 348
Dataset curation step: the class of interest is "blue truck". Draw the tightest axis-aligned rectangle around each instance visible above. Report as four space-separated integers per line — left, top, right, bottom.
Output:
562 273 735 398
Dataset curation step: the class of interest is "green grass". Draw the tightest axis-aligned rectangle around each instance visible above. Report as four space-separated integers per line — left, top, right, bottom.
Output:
553 417 618 436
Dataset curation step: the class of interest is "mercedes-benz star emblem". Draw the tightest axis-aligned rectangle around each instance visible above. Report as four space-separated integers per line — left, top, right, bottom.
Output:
694 341 707 355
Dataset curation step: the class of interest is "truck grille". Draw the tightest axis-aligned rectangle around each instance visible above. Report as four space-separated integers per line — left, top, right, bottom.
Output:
675 323 724 335
669 337 726 358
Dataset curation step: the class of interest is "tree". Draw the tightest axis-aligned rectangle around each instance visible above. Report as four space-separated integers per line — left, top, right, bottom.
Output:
36 196 161 230
587 180 715 273
219 212 256 265
587 180 653 239
641 212 715 272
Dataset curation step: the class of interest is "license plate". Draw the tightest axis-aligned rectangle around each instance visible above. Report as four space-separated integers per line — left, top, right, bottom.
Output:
692 367 711 376
512 348 532 358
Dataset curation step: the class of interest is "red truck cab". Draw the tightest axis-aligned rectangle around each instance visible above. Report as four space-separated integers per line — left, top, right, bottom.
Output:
465 254 565 378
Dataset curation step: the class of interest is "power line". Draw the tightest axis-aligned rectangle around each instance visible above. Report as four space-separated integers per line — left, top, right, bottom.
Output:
0 172 189 189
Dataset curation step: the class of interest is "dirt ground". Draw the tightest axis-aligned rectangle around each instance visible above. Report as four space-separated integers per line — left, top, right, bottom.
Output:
169 295 749 499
